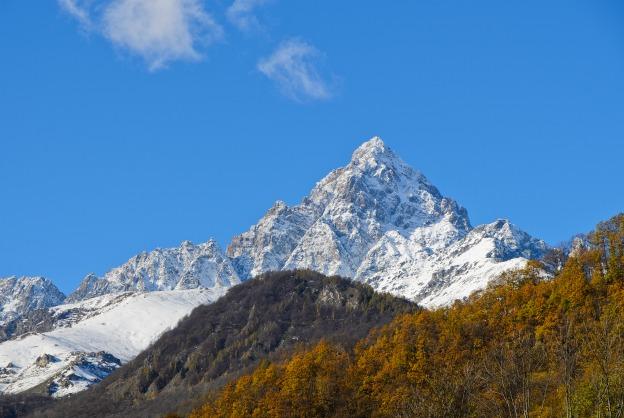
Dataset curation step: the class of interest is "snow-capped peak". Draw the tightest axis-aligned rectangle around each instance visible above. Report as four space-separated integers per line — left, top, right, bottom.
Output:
229 138 471 279
0 276 65 324
350 136 395 166
229 136 548 305
348 137 430 185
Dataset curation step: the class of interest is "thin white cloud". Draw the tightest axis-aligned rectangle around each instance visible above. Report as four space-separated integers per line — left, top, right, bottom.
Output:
58 0 223 70
59 1 340 101
58 0 93 27
258 39 333 102
226 0 271 32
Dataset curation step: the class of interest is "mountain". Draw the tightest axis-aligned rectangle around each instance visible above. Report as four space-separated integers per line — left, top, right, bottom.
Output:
0 277 65 324
0 136 550 401
24 271 416 418
228 137 470 280
228 137 549 306
0 288 225 398
28 136 547 310
67 240 239 302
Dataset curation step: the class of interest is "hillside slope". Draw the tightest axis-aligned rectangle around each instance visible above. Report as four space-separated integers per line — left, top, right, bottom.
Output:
27 270 416 417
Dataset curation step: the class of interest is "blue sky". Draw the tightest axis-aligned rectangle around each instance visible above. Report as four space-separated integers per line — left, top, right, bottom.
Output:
1 0 623 293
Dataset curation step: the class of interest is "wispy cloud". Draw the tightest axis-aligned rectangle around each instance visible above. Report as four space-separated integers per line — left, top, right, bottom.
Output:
59 1 339 102
58 0 93 27
258 39 333 102
226 0 271 32
59 0 223 70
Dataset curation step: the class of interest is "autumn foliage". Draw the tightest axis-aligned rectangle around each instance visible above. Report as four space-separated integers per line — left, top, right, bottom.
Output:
190 214 624 418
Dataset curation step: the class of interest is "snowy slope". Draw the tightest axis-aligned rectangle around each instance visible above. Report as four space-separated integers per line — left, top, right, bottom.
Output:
228 137 549 306
0 288 224 396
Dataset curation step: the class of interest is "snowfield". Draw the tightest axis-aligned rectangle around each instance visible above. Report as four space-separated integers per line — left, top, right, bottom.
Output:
0 288 225 395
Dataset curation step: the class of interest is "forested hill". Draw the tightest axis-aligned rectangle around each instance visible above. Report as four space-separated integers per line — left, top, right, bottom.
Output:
26 270 415 418
190 214 624 418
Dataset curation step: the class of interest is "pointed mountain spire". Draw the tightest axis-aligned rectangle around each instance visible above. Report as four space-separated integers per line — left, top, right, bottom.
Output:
349 136 398 168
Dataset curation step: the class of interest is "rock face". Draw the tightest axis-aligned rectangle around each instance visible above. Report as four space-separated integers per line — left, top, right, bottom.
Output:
66 240 240 302
228 137 549 306
561 234 591 257
35 354 58 368
0 277 65 324
47 351 122 398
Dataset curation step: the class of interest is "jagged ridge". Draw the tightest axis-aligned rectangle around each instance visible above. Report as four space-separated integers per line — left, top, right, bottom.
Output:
67 240 240 302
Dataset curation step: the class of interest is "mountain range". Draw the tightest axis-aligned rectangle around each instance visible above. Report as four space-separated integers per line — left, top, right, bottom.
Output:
0 137 552 399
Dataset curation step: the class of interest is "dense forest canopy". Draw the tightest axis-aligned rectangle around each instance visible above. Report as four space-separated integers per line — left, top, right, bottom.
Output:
190 214 624 418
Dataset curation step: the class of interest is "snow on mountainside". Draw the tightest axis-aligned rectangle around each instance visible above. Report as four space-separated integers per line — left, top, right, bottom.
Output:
0 288 224 396
0 241 240 397
0 277 65 324
228 137 549 306
67 240 240 302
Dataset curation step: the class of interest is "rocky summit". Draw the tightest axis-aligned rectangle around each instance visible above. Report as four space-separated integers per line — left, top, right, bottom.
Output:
228 137 549 305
